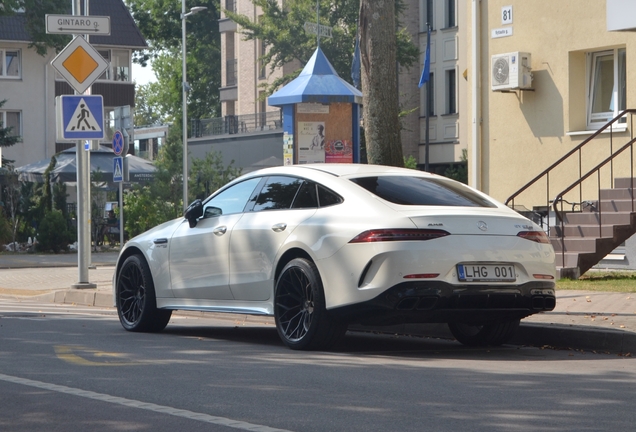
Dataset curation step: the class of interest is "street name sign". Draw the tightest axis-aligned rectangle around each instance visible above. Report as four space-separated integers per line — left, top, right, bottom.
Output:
46 14 111 35
51 36 109 94
304 22 333 38
56 95 104 140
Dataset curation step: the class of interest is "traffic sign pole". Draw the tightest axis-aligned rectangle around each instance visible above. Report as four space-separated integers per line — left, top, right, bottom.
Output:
70 0 95 289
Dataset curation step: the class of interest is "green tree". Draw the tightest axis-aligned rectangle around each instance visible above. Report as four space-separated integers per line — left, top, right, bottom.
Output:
190 151 242 200
37 210 73 253
225 0 418 96
0 165 21 247
127 0 222 124
134 83 163 126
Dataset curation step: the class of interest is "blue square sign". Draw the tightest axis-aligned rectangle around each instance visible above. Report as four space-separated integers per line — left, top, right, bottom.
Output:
113 156 124 182
58 95 104 140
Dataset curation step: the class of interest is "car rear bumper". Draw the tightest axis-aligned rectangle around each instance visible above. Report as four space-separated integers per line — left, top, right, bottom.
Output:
330 280 556 326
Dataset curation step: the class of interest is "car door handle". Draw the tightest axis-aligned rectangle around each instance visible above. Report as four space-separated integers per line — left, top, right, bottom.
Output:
213 226 227 236
272 223 287 232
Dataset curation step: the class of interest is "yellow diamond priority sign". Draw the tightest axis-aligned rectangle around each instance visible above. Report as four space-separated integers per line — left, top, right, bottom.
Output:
51 36 109 94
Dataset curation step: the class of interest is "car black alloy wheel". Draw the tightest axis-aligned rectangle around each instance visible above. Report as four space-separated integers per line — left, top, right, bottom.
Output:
116 254 171 332
274 258 346 350
448 319 520 346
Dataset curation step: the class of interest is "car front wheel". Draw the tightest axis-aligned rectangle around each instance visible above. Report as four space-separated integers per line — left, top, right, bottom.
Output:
116 254 171 332
448 319 520 346
274 258 346 350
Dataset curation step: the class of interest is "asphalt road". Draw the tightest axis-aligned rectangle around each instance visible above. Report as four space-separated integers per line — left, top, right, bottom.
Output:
1 301 635 432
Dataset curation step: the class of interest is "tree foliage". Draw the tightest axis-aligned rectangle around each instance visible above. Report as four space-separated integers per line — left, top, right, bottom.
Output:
190 151 242 200
127 0 222 123
225 0 418 96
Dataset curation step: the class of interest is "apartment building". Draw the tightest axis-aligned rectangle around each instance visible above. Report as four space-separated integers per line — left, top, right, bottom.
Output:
0 0 146 169
465 0 636 203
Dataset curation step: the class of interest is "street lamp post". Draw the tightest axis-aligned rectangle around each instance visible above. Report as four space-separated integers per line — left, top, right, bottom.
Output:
181 2 207 211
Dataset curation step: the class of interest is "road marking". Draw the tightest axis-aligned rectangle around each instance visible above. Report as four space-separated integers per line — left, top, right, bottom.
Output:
0 373 292 432
54 345 139 367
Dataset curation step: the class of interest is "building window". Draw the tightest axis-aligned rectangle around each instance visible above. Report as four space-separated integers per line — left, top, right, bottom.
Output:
587 48 626 129
446 68 456 114
425 73 435 116
259 91 267 127
1 110 22 140
445 0 456 28
258 39 267 79
1 49 21 78
426 0 435 30
111 50 130 82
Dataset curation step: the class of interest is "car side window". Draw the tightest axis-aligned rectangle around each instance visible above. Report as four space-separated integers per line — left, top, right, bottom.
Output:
291 180 319 209
317 185 343 207
203 177 262 217
251 176 303 212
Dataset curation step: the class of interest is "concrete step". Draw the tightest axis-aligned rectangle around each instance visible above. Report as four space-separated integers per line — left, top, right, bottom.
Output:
551 224 616 238
554 252 579 268
563 211 633 225
551 237 599 253
599 188 635 200
614 177 636 189
595 199 636 213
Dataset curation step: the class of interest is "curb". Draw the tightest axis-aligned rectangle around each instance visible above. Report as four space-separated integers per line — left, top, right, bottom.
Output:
352 322 636 355
4 289 635 355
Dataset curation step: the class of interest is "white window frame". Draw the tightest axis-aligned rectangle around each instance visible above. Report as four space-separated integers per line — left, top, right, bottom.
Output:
0 110 22 141
587 48 626 129
0 49 21 79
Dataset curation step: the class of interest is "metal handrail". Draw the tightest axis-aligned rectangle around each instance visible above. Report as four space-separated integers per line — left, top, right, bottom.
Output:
505 109 636 212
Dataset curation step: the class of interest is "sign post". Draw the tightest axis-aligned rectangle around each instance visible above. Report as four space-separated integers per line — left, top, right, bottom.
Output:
48 0 107 289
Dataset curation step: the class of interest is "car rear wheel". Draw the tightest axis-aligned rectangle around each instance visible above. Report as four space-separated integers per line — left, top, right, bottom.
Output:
274 258 346 350
448 319 520 346
116 254 171 332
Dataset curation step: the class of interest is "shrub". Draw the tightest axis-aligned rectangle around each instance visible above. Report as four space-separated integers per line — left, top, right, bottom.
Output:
37 210 73 253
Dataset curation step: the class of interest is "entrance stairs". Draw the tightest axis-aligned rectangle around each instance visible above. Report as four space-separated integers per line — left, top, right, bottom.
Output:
550 178 636 279
506 109 636 279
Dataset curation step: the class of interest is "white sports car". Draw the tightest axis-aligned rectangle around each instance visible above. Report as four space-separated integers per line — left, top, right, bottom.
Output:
113 164 556 350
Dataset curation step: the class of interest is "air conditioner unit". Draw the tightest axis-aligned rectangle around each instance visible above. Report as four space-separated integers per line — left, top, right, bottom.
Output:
491 52 532 91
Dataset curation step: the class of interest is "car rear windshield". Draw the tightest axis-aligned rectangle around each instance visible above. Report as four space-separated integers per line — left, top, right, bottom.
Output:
350 176 496 207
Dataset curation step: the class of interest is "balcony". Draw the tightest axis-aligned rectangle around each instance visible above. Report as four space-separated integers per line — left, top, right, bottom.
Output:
192 111 283 138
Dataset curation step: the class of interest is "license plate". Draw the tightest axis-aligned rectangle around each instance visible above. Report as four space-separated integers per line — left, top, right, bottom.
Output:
457 264 516 282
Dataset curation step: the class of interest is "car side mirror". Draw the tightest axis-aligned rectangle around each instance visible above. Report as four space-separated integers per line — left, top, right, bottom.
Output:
204 206 222 218
184 199 203 228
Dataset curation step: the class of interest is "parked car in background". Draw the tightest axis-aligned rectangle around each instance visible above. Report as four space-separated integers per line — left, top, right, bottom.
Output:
113 164 556 350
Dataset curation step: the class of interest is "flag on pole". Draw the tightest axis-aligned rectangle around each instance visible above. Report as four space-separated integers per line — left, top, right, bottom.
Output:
418 26 431 88
351 26 361 89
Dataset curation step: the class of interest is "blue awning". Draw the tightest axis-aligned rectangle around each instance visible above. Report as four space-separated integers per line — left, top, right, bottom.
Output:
268 47 362 106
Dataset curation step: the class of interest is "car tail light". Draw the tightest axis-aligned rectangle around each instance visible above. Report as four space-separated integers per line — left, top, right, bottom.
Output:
517 230 549 244
533 274 554 280
349 229 450 243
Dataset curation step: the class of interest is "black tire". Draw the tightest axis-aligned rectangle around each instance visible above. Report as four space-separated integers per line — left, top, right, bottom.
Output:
448 319 520 346
274 258 347 350
116 254 172 332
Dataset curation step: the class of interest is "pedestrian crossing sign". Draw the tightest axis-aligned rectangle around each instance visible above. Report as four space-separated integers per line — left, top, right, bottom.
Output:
113 156 123 182
56 95 104 140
